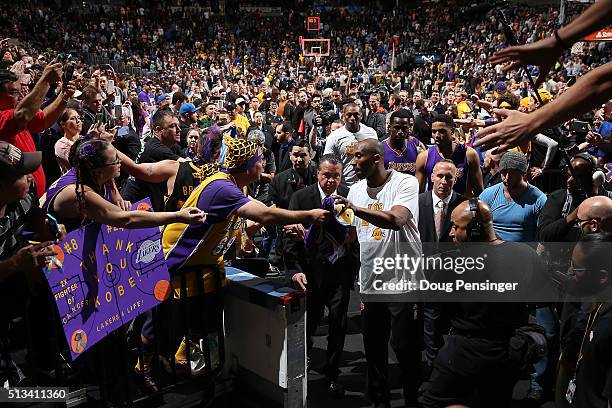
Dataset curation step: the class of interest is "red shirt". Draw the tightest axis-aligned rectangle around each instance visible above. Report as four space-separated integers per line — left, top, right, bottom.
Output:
0 109 47 197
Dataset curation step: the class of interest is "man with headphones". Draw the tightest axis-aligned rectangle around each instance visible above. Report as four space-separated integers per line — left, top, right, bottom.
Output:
421 199 544 408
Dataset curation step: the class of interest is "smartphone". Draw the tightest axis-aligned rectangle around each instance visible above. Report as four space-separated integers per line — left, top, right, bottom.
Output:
217 100 224 110
567 76 577 87
63 63 75 83
107 79 115 95
571 120 590 133
115 105 123 120
95 113 104 126
46 213 60 236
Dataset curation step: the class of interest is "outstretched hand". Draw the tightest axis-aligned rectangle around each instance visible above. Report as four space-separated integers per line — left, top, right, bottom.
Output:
178 207 207 224
473 109 535 154
488 37 563 89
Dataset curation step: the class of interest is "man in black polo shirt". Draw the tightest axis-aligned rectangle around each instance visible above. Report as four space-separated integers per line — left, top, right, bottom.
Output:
121 110 181 211
422 199 543 408
565 233 612 408
0 141 66 385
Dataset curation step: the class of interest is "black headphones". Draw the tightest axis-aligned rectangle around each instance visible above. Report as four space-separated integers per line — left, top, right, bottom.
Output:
467 197 483 240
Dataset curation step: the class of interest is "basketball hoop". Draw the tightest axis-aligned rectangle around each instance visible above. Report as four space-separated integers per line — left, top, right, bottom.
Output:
300 39 330 64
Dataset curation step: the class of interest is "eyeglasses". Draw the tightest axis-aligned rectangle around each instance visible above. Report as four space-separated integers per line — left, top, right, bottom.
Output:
101 155 121 167
576 217 599 227
568 260 587 276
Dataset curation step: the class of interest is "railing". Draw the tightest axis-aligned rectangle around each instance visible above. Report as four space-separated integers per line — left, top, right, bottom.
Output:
7 262 306 407
85 53 150 77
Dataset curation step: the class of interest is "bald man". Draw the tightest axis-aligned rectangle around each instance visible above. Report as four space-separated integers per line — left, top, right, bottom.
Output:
419 160 467 244
577 195 612 234
335 138 422 407
422 199 544 408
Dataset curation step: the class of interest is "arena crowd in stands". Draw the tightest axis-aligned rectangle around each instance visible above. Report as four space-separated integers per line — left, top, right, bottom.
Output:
1 0 612 407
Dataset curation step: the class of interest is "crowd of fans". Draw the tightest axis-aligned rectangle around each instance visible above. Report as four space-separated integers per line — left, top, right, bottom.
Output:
1 0 612 407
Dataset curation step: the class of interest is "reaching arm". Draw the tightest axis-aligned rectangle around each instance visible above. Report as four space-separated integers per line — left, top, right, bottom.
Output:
235 199 329 226
337 197 412 231
475 62 612 153
466 147 484 197
489 0 612 87
41 79 77 129
81 186 205 228
11 63 62 131
116 150 178 183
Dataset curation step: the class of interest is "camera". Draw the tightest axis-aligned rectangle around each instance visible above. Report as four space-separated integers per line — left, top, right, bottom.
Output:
314 99 339 127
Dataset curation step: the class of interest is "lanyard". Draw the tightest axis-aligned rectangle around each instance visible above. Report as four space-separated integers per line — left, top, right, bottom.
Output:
574 302 604 373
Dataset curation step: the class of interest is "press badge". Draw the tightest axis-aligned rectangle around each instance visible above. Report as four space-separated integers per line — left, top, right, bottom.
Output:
566 378 576 403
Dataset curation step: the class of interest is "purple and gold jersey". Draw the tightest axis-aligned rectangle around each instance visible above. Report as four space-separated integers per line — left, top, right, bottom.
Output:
383 138 419 175
163 171 249 295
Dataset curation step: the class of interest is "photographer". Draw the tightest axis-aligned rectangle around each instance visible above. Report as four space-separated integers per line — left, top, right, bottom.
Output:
538 153 612 245
79 85 114 136
306 94 339 160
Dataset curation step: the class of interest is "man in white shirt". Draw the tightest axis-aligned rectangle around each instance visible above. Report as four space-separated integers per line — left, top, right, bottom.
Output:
335 139 422 408
324 103 377 188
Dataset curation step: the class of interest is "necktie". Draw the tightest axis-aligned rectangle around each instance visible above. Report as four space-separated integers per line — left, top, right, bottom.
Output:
435 200 446 242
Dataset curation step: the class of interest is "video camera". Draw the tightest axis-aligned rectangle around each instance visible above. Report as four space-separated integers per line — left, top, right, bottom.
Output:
314 99 339 127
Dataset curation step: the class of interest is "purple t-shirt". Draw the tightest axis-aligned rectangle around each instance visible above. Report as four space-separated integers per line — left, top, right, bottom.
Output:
197 179 250 221
164 178 249 274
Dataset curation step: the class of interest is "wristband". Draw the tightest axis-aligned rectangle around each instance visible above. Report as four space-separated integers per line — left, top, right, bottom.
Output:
553 30 571 49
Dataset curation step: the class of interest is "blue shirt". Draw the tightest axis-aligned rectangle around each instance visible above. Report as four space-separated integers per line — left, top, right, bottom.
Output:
588 121 612 159
479 183 547 242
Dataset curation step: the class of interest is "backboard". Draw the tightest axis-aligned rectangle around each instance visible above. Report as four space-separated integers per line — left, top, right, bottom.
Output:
301 38 330 58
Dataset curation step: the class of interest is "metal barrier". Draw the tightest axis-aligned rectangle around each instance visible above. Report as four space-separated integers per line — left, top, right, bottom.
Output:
224 267 307 408
84 53 149 77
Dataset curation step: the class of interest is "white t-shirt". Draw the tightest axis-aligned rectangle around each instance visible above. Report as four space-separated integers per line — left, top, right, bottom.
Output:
323 124 377 187
348 170 422 296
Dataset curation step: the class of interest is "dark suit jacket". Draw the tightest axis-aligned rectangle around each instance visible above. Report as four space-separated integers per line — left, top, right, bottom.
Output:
283 183 357 289
418 191 467 246
268 166 317 210
275 138 298 173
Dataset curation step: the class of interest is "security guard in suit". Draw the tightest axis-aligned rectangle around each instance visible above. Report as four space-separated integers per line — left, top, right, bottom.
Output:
284 154 358 398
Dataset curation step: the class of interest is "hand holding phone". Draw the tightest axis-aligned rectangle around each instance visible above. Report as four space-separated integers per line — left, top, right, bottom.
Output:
107 79 115 95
